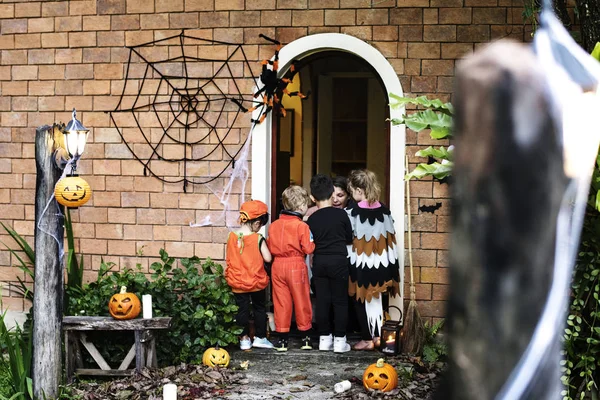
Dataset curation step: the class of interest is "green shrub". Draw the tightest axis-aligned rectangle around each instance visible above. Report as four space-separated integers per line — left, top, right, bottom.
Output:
422 319 447 364
0 311 33 400
66 249 242 365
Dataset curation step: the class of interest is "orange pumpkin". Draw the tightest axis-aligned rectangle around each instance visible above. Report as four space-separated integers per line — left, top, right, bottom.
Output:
202 345 230 368
363 358 398 392
54 176 92 208
108 286 141 320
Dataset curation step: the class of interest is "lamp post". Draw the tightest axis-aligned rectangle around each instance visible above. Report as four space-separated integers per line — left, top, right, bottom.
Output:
32 109 88 399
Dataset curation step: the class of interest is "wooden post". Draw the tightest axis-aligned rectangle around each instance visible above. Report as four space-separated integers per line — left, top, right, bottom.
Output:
441 41 568 399
33 125 64 399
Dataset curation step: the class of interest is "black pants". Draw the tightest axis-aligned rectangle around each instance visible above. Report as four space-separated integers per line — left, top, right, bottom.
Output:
312 255 348 338
234 289 267 338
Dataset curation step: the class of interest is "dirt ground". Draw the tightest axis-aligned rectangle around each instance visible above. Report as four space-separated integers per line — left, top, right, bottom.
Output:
67 337 442 399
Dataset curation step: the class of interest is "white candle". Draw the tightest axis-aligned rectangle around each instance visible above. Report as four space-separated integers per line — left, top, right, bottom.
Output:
142 294 152 319
163 383 177 400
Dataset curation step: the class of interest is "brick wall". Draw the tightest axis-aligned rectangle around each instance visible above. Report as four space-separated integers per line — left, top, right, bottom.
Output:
0 0 529 321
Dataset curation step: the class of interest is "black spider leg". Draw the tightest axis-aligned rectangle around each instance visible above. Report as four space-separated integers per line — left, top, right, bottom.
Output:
180 33 190 192
258 34 281 46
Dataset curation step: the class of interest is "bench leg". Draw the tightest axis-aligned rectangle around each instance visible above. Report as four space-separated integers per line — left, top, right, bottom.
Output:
65 331 73 384
134 330 145 373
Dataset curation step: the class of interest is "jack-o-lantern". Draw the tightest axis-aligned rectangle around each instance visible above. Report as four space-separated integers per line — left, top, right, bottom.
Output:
108 286 141 320
54 176 92 208
363 358 398 392
202 345 230 368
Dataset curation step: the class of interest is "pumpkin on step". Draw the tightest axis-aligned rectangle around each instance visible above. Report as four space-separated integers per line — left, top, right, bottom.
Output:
363 358 398 392
108 286 141 320
202 345 230 368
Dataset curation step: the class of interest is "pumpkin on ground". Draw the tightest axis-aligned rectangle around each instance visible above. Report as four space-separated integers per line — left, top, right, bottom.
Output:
202 345 230 368
54 176 92 208
108 286 141 320
363 358 398 392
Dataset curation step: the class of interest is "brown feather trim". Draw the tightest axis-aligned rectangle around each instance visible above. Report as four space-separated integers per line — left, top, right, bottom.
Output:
353 232 397 256
349 279 400 303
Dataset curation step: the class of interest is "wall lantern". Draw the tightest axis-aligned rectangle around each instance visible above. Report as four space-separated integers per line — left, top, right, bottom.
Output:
53 108 92 208
54 108 89 170
380 306 403 355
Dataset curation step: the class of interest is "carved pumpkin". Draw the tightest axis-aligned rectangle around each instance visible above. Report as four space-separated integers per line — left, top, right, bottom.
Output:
108 286 141 320
363 358 398 392
54 176 92 208
202 345 230 368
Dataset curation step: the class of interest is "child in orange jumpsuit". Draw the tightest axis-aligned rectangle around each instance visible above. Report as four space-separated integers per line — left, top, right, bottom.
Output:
267 186 315 352
225 200 274 350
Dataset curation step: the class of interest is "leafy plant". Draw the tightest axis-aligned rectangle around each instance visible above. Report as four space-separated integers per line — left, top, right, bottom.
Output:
560 42 600 400
389 94 454 181
0 311 33 400
422 319 447 364
66 249 242 365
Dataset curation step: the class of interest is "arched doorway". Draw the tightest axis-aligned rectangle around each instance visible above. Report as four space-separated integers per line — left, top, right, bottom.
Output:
251 33 405 318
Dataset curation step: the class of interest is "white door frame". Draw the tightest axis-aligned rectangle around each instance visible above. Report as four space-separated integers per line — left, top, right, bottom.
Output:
251 33 406 317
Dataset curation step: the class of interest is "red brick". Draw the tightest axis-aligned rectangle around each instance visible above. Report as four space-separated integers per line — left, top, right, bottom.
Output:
65 64 94 79
55 49 82 64
473 7 506 24
0 5 14 19
457 25 490 42
98 31 125 47
12 66 37 81
194 242 224 259
12 97 37 111
423 8 438 24
277 0 308 8
186 0 214 11
165 241 195 258
398 25 423 41
214 0 243 9
272 27 306 43
424 25 456 42
418 300 446 318
2 20 28 35
261 10 293 26
430 0 462 5
247 0 276 10
111 15 140 30
28 81 55 95
42 2 68 17
121 192 149 207
41 33 69 48
83 16 111 31
2 50 27 65
69 32 97 47
231 11 261 27
407 42 440 59
441 42 473 59
154 225 181 240
292 10 324 26
108 240 136 256
341 26 371 41
411 76 437 92
439 7 472 24
325 10 355 25
15 2 40 18
96 224 124 239
27 18 54 33
421 233 449 250
127 0 154 13
390 7 422 25
2 82 28 96
98 0 126 14
373 26 398 41
0 35 14 50
71 0 97 15
421 59 454 76
123 225 153 240
56 16 82 32
356 9 388 25
432 284 449 301
397 0 428 5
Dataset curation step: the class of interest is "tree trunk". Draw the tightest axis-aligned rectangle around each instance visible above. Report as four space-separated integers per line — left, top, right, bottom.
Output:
33 125 64 399
577 0 600 52
438 40 568 399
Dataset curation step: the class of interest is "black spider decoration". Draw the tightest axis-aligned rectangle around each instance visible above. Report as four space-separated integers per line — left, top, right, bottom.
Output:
232 34 310 124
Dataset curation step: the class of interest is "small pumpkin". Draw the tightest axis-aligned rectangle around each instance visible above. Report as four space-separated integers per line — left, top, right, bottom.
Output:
363 358 398 392
202 345 230 368
54 176 92 208
108 286 141 320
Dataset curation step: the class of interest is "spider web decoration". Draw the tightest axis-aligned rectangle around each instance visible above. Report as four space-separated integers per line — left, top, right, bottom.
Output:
108 31 262 194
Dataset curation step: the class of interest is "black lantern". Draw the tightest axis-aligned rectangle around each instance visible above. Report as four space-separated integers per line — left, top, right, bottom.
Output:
380 306 403 355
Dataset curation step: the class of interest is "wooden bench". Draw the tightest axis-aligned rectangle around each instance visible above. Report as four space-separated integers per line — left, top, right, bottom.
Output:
63 316 172 383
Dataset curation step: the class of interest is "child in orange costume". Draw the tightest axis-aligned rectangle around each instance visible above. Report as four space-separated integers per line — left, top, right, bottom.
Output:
225 200 274 351
268 186 315 352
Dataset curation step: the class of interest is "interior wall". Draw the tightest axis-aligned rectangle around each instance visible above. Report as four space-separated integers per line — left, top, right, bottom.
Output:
281 76 303 186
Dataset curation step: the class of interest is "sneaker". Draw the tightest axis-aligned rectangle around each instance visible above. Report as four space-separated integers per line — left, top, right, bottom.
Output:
319 334 333 351
300 335 313 350
252 337 274 349
334 336 351 353
275 338 288 352
240 337 252 350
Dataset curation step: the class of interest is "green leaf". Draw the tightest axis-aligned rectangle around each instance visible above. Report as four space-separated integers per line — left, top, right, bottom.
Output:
406 162 454 180
591 42 600 62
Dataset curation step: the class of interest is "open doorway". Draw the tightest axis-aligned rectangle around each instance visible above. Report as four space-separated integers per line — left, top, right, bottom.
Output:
273 52 389 217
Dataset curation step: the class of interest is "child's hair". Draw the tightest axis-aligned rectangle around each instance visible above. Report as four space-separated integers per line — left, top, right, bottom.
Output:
243 214 269 227
282 185 310 211
332 175 349 195
310 174 334 201
348 169 381 203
